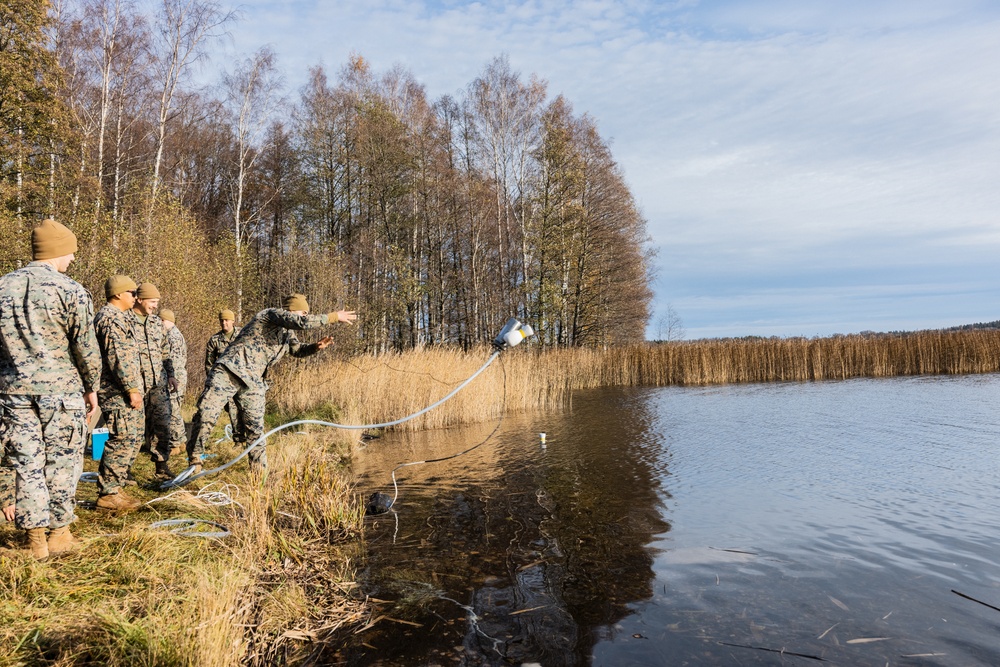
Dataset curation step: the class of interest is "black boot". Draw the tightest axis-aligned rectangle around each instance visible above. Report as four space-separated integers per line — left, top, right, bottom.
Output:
154 460 175 480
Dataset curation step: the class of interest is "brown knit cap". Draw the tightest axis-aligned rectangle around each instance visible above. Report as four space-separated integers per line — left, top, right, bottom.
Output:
136 282 161 299
282 294 309 313
219 309 236 321
105 275 137 299
159 308 176 323
32 219 78 260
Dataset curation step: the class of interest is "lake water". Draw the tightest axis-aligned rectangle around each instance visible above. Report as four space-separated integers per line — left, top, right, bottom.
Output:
335 375 1000 666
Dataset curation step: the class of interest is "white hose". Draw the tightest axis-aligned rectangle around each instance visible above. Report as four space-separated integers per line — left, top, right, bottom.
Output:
160 350 501 489
148 518 230 539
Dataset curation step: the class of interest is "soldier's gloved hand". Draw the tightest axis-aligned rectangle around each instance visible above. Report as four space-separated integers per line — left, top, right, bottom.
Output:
128 389 144 410
329 310 357 324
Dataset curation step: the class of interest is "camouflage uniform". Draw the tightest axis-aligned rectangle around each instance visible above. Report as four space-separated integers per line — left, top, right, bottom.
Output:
165 324 188 451
205 326 242 440
0 262 102 530
94 305 144 496
134 313 174 462
0 465 13 517
188 310 331 468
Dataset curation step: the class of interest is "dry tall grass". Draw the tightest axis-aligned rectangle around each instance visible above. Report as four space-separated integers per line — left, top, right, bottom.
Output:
0 431 367 667
602 330 1000 386
271 346 574 432
272 331 1000 431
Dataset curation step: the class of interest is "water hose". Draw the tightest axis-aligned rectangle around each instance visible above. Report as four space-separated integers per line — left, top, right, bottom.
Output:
382 354 507 510
161 350 502 489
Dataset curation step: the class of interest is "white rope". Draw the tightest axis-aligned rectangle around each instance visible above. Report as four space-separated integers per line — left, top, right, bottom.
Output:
145 481 244 509
215 423 233 444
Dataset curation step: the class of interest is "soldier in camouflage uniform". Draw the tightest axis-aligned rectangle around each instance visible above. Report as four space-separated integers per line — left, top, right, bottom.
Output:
0 219 102 559
159 309 188 455
94 275 145 510
131 283 176 478
205 309 242 441
186 294 356 473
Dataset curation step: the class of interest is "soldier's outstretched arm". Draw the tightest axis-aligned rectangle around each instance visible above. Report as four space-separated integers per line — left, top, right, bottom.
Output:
287 330 320 358
267 309 328 331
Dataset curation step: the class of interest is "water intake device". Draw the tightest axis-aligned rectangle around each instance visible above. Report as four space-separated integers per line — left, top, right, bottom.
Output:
493 317 535 351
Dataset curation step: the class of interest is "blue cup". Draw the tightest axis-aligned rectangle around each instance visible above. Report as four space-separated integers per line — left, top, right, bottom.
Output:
91 427 110 461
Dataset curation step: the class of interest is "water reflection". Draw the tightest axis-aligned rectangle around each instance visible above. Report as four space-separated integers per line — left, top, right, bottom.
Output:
335 375 1000 666
336 389 670 666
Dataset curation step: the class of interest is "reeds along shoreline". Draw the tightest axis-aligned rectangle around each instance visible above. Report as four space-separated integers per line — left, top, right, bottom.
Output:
271 330 1000 430
594 330 1000 386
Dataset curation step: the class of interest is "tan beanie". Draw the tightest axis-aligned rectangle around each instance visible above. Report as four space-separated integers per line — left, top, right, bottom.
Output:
219 309 236 321
105 275 137 299
282 293 309 313
136 282 161 299
32 219 78 260
159 308 175 323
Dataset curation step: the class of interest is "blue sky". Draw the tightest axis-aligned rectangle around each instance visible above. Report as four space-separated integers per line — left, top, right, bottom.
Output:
212 0 1000 339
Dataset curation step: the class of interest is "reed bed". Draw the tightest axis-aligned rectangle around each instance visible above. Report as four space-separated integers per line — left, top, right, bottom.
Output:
272 330 1000 431
604 330 1000 386
271 346 575 433
0 432 368 667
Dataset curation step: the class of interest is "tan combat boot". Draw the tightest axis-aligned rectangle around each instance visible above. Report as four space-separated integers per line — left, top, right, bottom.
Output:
96 492 142 511
26 527 49 560
47 526 83 554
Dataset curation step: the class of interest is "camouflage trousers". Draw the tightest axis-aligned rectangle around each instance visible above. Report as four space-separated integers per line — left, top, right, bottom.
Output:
225 398 245 443
0 393 86 530
145 384 174 463
166 390 187 452
97 395 145 496
0 464 13 515
187 366 267 469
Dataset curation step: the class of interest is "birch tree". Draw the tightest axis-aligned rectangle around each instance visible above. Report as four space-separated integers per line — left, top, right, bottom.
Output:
222 45 283 321
148 0 233 226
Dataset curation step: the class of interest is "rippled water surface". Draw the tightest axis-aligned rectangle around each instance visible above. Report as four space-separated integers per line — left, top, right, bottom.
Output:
335 375 1000 666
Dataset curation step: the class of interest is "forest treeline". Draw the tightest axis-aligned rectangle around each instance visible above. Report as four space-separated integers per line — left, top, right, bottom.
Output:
1 0 654 369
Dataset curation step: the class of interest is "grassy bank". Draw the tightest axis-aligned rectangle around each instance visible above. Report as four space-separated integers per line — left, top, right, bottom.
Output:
0 430 365 667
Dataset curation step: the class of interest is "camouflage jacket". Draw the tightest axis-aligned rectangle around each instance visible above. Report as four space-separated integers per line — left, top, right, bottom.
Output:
217 309 330 388
0 262 102 395
205 327 240 374
94 304 143 402
165 325 188 395
133 312 173 393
